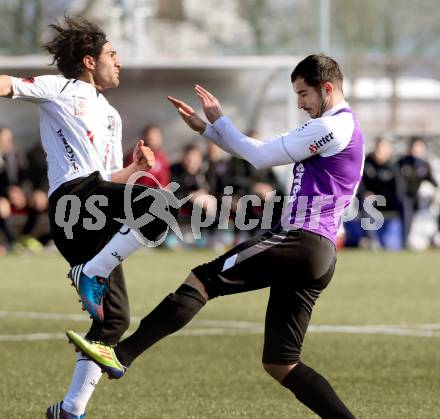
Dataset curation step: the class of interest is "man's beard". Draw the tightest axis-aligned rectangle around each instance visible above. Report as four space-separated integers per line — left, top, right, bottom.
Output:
316 91 330 118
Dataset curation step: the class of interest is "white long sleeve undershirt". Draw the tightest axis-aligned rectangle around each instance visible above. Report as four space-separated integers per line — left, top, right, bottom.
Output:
201 103 354 169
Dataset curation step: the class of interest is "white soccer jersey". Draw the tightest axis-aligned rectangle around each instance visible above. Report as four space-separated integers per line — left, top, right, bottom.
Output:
11 75 123 196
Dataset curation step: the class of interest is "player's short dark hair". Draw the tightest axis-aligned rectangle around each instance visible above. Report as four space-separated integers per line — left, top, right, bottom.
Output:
43 16 108 79
291 54 343 90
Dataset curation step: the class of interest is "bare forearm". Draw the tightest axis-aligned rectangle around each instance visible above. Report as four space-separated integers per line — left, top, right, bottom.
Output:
0 75 13 97
111 163 139 184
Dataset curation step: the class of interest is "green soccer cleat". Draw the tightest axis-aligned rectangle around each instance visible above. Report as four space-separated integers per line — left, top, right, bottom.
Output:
66 330 127 379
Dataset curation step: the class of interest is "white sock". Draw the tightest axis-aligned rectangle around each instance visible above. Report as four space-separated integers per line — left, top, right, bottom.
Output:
62 352 103 416
83 226 144 278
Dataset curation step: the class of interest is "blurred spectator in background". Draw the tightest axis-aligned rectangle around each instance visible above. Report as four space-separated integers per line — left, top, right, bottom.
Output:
23 141 50 244
0 128 16 253
397 137 438 246
0 128 48 252
203 142 230 248
124 124 170 187
361 136 404 250
0 195 10 255
226 130 283 241
204 142 228 198
171 144 216 245
0 127 25 251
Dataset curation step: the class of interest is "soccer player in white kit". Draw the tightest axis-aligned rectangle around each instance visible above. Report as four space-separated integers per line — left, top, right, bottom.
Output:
0 17 174 418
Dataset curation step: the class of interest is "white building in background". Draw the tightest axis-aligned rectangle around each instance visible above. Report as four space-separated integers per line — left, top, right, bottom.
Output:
2 52 440 146
67 0 253 61
62 0 440 139
2 0 440 152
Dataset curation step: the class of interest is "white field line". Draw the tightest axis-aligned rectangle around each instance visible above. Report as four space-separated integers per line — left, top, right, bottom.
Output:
0 311 261 327
0 311 90 321
1 311 440 341
0 332 67 341
308 325 440 337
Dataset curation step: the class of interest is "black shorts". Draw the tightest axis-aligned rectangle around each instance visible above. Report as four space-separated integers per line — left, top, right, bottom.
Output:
192 227 336 364
48 171 173 266
48 171 176 344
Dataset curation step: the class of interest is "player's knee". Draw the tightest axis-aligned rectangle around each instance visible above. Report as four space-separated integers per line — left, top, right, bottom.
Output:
263 363 297 383
184 272 209 301
142 279 207 335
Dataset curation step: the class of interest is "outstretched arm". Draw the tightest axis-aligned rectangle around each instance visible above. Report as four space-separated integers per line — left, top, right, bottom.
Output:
194 85 348 169
0 75 13 97
167 95 239 157
167 95 206 133
194 84 296 168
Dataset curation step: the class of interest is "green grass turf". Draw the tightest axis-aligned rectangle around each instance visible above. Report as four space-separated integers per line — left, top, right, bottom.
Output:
1 249 440 418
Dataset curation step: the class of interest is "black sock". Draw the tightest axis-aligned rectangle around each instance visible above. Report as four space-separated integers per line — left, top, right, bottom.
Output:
116 284 206 367
281 362 356 419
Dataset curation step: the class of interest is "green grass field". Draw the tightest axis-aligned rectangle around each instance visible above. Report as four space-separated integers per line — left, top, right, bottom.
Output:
1 249 440 418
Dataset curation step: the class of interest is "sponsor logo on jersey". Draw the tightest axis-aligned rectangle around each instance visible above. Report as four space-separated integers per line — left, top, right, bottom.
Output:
291 163 305 202
107 116 116 135
309 132 334 154
73 95 88 117
21 77 35 84
56 129 79 172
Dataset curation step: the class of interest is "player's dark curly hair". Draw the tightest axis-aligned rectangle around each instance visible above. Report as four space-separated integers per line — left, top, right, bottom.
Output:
291 54 343 90
43 16 108 79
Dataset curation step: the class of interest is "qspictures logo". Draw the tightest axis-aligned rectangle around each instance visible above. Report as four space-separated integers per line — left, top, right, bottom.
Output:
114 172 191 247
54 169 386 247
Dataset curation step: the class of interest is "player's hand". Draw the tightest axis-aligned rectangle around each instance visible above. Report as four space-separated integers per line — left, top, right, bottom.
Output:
167 96 207 133
194 84 223 124
133 140 155 171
